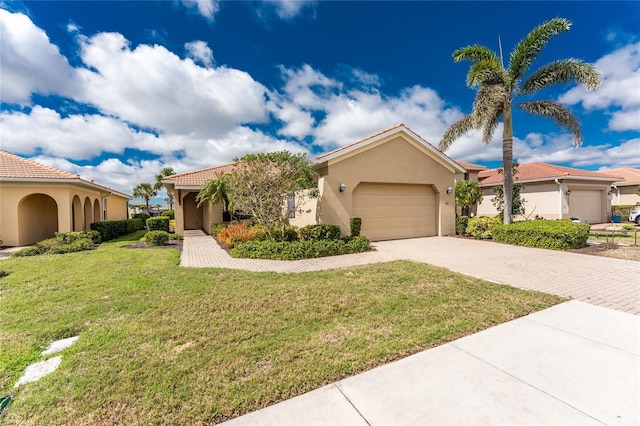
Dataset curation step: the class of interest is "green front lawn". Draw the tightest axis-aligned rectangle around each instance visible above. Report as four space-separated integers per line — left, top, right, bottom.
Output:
0 231 562 424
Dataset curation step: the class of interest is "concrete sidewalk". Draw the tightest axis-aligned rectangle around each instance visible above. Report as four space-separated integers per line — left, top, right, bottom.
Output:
181 231 640 315
222 301 640 425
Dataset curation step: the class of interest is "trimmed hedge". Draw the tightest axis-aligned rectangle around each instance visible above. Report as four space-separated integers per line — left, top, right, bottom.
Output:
456 216 470 236
466 216 502 239
56 231 101 244
90 218 145 241
161 210 175 219
11 233 96 257
147 216 170 232
299 224 341 241
492 220 590 250
145 230 170 246
231 236 372 260
350 217 362 237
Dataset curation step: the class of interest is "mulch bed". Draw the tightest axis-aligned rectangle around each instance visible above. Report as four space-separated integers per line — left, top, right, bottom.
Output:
125 239 183 253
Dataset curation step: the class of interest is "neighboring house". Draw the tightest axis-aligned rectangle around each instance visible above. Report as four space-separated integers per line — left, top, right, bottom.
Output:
164 124 464 241
0 150 131 246
476 162 622 224
595 168 640 206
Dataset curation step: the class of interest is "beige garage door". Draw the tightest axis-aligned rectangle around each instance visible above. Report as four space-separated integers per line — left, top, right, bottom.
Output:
569 190 602 224
353 183 436 241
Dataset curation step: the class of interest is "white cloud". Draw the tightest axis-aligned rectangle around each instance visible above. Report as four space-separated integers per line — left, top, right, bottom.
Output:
76 32 269 136
559 41 640 132
260 0 316 20
0 106 162 160
0 9 79 103
185 40 214 66
181 0 220 21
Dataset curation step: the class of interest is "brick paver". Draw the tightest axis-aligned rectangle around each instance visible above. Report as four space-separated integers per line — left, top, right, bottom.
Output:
181 230 640 315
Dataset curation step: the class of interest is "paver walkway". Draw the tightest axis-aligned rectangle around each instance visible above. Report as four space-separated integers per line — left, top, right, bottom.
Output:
181 230 640 314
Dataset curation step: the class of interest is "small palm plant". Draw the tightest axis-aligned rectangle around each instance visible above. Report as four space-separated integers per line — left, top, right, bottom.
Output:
197 176 233 221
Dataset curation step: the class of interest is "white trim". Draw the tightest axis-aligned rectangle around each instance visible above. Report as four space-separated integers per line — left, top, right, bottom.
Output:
479 175 620 187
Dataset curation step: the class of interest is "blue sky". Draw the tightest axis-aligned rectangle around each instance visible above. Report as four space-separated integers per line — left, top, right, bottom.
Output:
1 1 639 199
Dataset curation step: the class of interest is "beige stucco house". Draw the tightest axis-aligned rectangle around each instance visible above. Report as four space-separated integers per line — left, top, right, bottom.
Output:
164 124 464 241
0 150 131 246
595 168 640 206
475 162 623 224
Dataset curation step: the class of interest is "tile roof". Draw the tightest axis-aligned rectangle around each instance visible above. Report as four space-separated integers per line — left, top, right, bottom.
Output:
455 160 487 171
0 150 132 198
1 149 78 179
594 168 640 185
162 162 236 187
478 162 623 185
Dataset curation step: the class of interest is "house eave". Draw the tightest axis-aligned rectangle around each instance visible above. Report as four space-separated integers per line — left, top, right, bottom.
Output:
478 175 622 187
0 177 132 198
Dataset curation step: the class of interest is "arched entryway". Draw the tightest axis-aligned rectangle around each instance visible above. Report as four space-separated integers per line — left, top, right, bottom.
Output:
18 194 59 245
83 197 92 231
93 199 101 226
72 195 83 231
183 192 203 230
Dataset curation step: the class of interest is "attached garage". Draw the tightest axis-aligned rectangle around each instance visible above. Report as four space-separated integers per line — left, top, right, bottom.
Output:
569 189 603 224
353 183 437 241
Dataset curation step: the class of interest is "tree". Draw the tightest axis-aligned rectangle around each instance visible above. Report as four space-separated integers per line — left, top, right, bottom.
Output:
154 167 176 210
133 183 157 215
196 176 233 221
439 17 601 224
455 180 483 217
491 162 526 218
225 151 317 239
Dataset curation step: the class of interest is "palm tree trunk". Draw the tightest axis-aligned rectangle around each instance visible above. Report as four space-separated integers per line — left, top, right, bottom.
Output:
145 198 150 215
503 102 514 225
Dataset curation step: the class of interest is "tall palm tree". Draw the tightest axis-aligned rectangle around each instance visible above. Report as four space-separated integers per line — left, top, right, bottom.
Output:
154 167 175 210
439 17 601 224
196 176 232 221
133 182 157 215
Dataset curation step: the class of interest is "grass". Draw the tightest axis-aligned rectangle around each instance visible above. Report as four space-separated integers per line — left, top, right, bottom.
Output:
0 231 563 425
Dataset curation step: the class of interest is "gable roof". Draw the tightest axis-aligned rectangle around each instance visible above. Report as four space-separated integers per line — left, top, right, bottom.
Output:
0 150 132 198
594 168 640 186
162 162 236 188
456 160 487 171
314 123 465 173
478 162 623 185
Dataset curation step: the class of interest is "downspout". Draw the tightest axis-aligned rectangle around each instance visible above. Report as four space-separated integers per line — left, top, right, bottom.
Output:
555 179 563 219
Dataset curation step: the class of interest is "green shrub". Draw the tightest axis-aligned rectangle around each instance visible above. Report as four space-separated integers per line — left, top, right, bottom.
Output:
133 213 150 222
274 225 299 242
466 216 502 239
622 224 635 231
350 217 362 237
492 220 590 250
11 246 42 257
90 219 145 241
456 216 470 236
231 236 371 260
611 204 636 218
211 223 228 236
55 231 101 244
161 210 175 219
147 216 170 232
145 231 170 246
217 222 266 248
169 219 176 232
299 224 342 241
49 238 94 254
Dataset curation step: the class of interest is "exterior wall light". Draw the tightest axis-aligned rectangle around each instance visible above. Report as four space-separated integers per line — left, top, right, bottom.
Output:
446 186 453 194
339 183 346 193
566 190 571 196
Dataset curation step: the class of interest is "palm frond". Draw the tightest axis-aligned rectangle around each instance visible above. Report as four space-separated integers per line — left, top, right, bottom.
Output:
466 60 509 87
439 114 477 151
453 44 501 64
518 100 583 144
473 84 507 122
509 17 572 83
518 59 602 95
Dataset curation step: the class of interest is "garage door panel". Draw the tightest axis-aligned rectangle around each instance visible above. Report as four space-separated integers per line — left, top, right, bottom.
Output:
569 190 602 224
353 183 436 241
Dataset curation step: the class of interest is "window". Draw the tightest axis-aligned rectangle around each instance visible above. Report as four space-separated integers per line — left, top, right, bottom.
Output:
102 198 107 221
287 194 295 219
